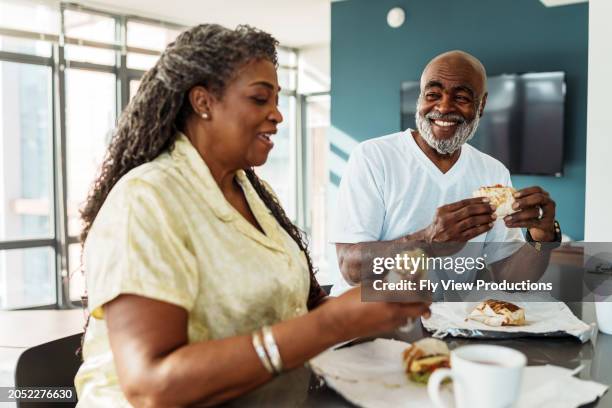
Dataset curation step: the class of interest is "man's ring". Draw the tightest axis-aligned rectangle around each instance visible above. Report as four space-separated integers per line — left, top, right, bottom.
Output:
537 206 544 220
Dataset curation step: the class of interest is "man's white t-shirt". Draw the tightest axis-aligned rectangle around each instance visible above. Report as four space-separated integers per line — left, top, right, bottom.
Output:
330 129 524 294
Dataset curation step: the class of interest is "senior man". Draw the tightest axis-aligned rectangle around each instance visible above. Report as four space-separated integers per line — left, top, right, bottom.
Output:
331 50 562 295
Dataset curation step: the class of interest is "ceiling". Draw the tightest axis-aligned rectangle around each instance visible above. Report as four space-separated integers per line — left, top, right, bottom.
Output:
71 0 589 47
74 0 331 48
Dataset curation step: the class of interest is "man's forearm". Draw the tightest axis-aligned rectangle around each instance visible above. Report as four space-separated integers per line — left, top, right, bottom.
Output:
336 243 366 285
336 230 429 285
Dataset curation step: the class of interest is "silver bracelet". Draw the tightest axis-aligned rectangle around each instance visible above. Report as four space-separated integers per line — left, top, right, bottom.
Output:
262 326 283 374
251 331 274 374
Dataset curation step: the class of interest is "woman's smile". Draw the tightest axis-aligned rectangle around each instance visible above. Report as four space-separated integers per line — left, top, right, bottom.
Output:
256 130 276 149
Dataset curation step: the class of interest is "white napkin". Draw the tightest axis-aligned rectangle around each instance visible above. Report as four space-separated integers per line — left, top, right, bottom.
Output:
309 339 608 408
518 365 608 407
422 301 595 343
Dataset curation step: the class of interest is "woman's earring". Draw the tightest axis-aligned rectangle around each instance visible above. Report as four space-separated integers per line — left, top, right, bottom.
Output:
201 112 210 120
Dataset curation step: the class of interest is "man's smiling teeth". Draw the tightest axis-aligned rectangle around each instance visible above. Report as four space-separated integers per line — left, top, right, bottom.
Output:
258 133 272 141
433 120 458 127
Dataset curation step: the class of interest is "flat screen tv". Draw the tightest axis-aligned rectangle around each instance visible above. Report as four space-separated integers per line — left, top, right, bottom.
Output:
400 72 566 176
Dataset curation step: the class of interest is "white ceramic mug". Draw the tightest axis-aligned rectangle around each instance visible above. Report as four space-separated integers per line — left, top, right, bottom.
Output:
428 345 527 408
595 302 612 335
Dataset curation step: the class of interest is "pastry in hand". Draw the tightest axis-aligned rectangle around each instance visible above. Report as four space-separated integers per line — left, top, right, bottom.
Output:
468 299 526 327
402 338 450 384
472 184 517 217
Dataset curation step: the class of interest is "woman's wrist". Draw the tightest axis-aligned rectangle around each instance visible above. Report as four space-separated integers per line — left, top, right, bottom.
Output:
313 298 356 346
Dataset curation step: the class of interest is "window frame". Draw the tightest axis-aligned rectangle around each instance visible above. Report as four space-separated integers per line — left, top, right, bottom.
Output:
0 2 304 310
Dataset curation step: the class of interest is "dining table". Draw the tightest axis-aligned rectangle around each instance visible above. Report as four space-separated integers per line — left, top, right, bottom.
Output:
228 301 612 407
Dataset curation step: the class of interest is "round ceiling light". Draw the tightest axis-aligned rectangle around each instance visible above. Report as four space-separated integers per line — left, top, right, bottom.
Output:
387 7 406 28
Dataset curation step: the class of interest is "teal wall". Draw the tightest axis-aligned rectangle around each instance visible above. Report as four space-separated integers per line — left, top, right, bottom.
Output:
331 0 588 240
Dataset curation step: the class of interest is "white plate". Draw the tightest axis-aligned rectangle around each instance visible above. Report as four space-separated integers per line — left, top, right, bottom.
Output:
422 301 595 343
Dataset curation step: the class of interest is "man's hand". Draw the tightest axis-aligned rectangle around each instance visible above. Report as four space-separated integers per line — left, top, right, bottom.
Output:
504 186 556 241
423 197 496 243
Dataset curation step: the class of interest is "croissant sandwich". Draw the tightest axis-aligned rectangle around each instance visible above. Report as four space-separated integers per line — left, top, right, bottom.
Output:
402 338 450 384
472 184 517 217
468 299 526 327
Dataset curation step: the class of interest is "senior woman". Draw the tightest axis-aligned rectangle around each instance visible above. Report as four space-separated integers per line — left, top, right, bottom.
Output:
74 24 430 407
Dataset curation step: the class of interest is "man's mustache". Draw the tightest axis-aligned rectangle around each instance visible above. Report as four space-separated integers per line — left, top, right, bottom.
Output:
424 111 466 124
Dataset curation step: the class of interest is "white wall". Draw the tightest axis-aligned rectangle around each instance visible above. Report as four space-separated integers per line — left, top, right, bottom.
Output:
585 0 612 241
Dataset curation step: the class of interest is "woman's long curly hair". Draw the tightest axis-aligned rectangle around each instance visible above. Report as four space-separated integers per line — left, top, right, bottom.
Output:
80 24 324 311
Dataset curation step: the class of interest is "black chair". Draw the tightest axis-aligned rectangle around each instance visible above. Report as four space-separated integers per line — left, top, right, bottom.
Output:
14 333 83 408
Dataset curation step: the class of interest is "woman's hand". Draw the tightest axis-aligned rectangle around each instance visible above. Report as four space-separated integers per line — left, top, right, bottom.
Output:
318 287 431 341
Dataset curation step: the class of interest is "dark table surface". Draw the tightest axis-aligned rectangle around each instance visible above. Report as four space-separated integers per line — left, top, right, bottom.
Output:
229 302 612 407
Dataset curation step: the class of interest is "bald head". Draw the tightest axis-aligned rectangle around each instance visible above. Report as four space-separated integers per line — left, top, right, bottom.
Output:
421 50 487 95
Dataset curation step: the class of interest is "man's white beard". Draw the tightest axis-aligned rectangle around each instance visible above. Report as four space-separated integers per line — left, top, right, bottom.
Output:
415 102 481 155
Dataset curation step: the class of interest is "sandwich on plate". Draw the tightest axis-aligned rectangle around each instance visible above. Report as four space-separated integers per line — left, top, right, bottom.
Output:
402 338 450 384
472 184 517 217
468 299 526 327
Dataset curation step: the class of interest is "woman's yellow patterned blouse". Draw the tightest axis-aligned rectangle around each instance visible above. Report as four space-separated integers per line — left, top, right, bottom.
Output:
74 133 310 407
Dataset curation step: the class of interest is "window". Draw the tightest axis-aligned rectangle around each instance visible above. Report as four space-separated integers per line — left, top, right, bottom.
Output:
126 19 180 71
0 247 55 309
278 67 297 90
278 47 297 67
126 52 159 71
64 45 116 66
0 1 57 308
129 79 141 100
63 10 115 44
0 0 56 57
304 94 331 284
127 20 181 51
0 36 52 57
0 0 59 34
0 61 54 241
65 69 116 237
256 94 297 220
